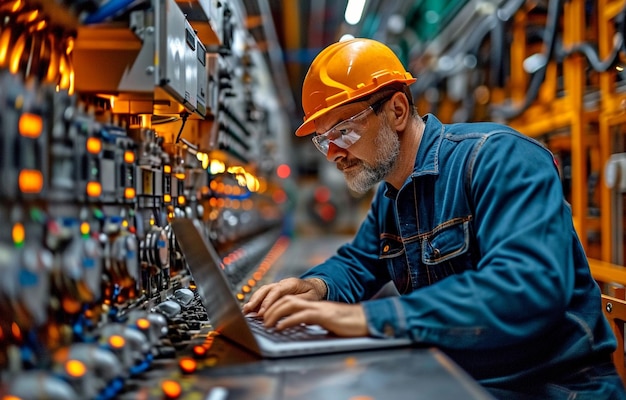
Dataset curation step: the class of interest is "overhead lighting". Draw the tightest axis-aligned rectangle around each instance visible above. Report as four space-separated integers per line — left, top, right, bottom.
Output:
345 0 366 25
340 34 355 42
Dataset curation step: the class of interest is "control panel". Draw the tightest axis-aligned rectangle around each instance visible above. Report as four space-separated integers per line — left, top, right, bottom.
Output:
0 0 292 398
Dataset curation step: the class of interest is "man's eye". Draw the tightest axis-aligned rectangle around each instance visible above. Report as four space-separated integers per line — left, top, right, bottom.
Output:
326 128 345 140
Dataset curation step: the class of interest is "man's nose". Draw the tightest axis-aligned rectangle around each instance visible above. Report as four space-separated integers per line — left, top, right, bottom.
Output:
327 142 346 162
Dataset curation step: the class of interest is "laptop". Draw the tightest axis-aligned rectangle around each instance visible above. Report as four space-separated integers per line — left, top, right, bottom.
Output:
170 218 412 358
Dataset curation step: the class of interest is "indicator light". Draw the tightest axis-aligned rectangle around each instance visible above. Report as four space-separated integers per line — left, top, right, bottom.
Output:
80 222 90 236
124 187 136 199
11 323 21 341
108 335 125 349
62 297 81 314
18 169 43 193
178 357 197 374
277 164 291 179
12 223 25 246
18 113 42 138
65 359 87 378
86 182 102 197
163 194 172 203
161 380 182 399
136 318 150 330
163 165 172 173
124 151 135 163
86 137 102 154
193 345 207 358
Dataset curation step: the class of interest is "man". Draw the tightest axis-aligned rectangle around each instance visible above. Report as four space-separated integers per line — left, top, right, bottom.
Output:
243 38 626 398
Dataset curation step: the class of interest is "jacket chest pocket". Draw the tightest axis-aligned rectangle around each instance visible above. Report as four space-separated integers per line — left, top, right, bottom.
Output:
420 219 474 284
379 236 412 294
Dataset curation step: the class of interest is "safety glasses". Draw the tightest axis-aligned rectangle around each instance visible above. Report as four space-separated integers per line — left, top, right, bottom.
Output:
311 97 389 156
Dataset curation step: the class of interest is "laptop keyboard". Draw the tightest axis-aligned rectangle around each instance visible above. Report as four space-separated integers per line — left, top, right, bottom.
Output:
246 315 331 342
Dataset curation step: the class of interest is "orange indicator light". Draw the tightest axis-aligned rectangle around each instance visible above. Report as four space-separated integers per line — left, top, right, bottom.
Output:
18 169 43 193
86 182 102 197
65 359 87 378
18 113 42 138
163 194 172 203
161 380 182 399
136 318 150 330
108 335 125 349
80 222 90 236
86 137 102 154
12 223 25 246
178 357 197 374
193 345 207 357
163 165 172 173
177 196 186 205
124 187 136 199
123 151 135 163
11 323 21 341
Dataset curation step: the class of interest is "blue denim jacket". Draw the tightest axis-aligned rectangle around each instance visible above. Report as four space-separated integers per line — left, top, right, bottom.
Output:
301 114 618 389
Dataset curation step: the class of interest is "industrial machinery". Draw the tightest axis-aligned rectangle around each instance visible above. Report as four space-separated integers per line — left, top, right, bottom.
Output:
3 0 626 398
0 0 293 398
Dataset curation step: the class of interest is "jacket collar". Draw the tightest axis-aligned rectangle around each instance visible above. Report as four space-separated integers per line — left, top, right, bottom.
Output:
383 113 444 197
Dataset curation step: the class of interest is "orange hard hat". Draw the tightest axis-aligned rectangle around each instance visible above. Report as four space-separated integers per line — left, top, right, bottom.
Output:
295 38 416 137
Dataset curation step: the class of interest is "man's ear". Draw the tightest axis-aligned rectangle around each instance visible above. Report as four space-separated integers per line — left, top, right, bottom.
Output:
388 91 410 131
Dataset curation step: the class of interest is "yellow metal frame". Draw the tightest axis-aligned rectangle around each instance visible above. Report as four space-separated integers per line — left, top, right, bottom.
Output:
598 0 626 264
509 0 590 249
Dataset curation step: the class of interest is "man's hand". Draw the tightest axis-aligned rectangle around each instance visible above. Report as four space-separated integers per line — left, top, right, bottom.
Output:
262 296 369 337
242 277 327 316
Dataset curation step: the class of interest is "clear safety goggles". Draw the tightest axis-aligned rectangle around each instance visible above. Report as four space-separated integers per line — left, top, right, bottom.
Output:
311 96 389 156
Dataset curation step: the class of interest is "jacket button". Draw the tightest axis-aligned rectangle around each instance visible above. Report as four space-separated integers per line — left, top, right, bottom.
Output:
383 324 395 337
383 244 390 252
433 248 440 258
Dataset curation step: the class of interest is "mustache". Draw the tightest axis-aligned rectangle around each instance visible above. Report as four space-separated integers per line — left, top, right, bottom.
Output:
337 159 360 171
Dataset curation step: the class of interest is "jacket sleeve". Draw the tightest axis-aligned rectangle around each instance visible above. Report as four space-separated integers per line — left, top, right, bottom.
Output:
362 133 577 349
300 186 391 302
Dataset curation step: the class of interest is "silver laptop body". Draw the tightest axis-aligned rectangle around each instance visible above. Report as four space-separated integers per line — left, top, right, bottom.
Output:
171 218 412 358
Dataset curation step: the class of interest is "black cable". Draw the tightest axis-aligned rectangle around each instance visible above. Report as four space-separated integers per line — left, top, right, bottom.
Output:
558 34 623 72
489 0 564 120
175 112 189 144
560 0 626 72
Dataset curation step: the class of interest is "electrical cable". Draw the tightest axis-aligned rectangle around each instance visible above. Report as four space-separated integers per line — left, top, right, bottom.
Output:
83 0 145 24
489 0 564 120
557 2 626 72
557 33 624 72
175 112 189 144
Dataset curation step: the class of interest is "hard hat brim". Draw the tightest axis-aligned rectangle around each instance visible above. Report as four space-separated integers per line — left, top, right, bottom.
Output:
294 76 416 137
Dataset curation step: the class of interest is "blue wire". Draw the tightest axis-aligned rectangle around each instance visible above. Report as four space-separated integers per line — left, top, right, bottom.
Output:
83 0 138 25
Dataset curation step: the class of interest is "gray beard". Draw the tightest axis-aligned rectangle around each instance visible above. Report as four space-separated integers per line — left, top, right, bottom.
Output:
344 117 400 193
